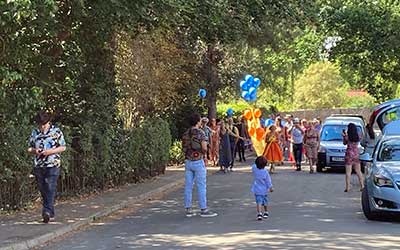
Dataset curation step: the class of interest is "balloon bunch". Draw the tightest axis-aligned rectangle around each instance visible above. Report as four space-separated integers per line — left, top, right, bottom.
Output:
240 75 261 102
243 108 266 156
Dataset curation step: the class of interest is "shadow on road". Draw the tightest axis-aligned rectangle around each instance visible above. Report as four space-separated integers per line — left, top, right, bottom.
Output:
42 165 400 250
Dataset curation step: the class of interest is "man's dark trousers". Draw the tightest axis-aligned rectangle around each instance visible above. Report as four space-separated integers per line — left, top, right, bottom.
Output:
33 167 60 217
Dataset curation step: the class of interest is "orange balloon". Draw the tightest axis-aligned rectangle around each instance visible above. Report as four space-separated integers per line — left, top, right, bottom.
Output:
248 127 256 137
256 127 265 139
254 108 262 118
243 110 252 120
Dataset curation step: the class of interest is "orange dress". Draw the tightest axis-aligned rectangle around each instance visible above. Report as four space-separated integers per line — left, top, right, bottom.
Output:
263 132 284 163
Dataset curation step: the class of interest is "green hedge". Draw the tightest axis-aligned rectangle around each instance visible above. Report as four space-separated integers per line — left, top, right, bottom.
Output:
0 118 171 211
169 140 185 165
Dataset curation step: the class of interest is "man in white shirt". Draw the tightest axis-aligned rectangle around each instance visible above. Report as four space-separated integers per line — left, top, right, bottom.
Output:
290 118 304 171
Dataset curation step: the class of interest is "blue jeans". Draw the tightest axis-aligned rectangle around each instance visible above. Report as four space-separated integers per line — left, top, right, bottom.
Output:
184 159 207 210
33 167 60 217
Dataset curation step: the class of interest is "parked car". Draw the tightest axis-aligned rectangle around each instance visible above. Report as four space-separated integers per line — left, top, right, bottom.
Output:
364 98 400 154
317 118 366 172
326 114 366 127
361 121 400 220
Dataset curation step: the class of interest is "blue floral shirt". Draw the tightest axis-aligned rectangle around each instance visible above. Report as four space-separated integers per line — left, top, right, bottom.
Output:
28 125 66 168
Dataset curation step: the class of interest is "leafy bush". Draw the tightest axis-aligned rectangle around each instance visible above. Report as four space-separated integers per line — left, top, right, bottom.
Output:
342 94 376 108
217 101 251 118
0 118 172 211
169 140 184 165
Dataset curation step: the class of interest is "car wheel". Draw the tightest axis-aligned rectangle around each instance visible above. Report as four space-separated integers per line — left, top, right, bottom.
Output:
361 185 379 220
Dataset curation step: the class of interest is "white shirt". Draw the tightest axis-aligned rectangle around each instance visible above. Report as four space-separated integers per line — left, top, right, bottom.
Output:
291 127 303 144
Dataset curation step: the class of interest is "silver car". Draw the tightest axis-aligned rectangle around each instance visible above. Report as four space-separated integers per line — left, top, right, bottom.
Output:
317 118 365 172
361 121 400 220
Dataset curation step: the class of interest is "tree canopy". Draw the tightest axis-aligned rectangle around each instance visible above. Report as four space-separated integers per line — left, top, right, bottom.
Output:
293 62 346 109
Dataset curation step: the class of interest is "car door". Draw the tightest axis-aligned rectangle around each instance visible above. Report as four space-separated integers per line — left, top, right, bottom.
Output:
365 100 400 154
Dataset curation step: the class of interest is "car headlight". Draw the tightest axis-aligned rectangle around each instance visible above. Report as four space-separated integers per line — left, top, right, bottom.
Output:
373 174 394 188
319 146 326 153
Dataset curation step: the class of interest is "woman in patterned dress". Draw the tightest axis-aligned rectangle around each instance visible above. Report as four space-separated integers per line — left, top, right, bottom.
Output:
209 118 220 166
303 120 320 173
342 123 364 192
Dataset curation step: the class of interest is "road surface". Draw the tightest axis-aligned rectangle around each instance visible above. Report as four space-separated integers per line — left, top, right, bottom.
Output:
40 162 400 250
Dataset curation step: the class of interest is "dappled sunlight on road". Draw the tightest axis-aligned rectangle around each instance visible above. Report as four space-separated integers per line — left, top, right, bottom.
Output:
122 230 400 250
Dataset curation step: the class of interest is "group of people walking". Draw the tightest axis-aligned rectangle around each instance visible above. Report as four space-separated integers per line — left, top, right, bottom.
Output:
261 114 322 174
201 117 248 173
182 112 365 220
181 112 324 218
199 113 323 174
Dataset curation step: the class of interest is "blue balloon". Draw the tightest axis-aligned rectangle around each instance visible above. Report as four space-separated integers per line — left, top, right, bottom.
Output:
241 91 250 100
253 78 261 88
227 108 234 117
265 119 274 127
198 88 207 98
240 80 249 91
250 89 257 101
249 87 256 95
245 74 254 85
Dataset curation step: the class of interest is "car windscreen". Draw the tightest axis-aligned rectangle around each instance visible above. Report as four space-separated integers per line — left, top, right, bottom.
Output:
321 125 362 141
377 140 400 162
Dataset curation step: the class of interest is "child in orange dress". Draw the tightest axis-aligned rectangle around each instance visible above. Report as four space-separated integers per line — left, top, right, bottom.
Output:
263 125 284 174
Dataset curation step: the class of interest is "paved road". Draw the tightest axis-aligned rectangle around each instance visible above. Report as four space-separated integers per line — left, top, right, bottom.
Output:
40 162 400 250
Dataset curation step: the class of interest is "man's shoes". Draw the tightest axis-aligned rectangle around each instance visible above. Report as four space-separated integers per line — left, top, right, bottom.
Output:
42 212 50 223
263 212 269 218
200 209 218 218
185 208 196 218
257 214 263 221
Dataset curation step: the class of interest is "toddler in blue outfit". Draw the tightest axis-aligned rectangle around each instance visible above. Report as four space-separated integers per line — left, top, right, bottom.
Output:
251 156 274 220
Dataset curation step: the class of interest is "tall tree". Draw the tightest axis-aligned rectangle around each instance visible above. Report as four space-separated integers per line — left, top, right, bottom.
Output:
174 0 316 118
321 0 400 101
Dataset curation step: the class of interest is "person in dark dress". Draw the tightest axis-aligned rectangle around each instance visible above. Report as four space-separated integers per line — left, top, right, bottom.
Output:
226 117 240 170
235 116 248 162
218 120 232 173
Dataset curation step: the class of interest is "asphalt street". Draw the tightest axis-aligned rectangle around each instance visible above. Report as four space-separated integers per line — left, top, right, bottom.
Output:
40 162 400 250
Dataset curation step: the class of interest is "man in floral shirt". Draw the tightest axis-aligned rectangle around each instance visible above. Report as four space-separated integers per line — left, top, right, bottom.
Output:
27 110 66 223
182 113 217 218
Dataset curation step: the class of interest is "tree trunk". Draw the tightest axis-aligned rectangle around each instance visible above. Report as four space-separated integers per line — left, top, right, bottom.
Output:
203 44 223 119
207 89 217 119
